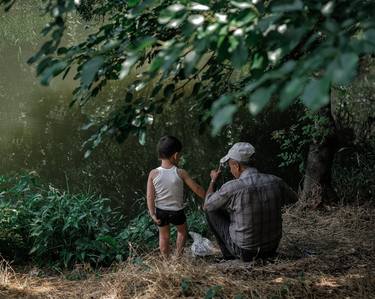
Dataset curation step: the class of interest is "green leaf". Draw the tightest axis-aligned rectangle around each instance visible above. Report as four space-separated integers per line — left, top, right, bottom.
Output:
163 84 175 98
231 39 248 69
271 0 303 12
133 36 156 51
301 77 330 110
138 130 146 145
211 105 237 135
158 4 186 24
119 55 138 79
192 0 209 4
149 56 164 74
162 47 183 72
279 77 305 109
40 61 68 86
180 278 192 296
248 85 276 115
355 29 375 53
183 50 200 76
205 285 223 299
236 10 257 27
36 57 53 76
81 56 104 89
192 82 201 96
188 14 205 26
211 95 232 111
231 1 254 10
84 150 92 159
128 0 140 8
57 47 68 55
97 235 117 247
327 52 358 85
364 29 375 49
251 52 266 70
151 84 162 97
217 36 230 62
27 40 54 64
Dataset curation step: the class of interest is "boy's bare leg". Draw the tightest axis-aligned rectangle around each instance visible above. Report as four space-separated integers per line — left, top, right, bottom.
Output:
175 223 187 257
159 225 170 257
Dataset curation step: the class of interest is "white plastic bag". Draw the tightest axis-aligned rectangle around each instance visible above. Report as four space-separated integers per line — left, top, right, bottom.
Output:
189 231 216 257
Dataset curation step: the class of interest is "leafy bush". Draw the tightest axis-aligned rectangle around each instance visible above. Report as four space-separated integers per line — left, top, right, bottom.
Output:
28 187 126 267
0 174 212 267
272 109 334 173
116 210 158 253
0 201 28 259
116 202 210 254
0 174 127 267
0 174 40 259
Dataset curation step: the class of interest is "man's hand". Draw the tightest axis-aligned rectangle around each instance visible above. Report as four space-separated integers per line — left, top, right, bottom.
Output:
151 214 161 225
210 169 221 183
205 169 221 203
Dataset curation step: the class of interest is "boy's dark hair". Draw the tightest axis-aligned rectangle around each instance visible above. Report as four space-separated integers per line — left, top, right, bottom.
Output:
157 135 182 159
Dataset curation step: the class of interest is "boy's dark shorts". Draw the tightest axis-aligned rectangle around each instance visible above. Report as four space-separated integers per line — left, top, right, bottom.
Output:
155 208 186 227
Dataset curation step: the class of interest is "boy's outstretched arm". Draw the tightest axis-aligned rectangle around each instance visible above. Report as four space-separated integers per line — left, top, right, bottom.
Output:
178 169 206 199
147 170 161 225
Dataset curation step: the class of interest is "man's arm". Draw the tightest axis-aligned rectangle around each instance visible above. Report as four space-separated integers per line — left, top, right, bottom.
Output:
204 169 230 211
146 170 161 225
178 169 206 199
206 180 216 197
204 169 221 208
203 180 216 210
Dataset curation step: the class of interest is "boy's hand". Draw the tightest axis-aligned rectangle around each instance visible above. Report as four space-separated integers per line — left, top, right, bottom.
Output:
151 214 161 225
210 169 221 183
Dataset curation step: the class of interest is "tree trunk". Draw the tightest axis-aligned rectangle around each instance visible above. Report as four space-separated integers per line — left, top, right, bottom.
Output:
302 57 373 208
301 105 339 208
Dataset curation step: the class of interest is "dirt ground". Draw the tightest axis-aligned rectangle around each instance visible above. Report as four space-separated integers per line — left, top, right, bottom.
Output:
1 204 374 299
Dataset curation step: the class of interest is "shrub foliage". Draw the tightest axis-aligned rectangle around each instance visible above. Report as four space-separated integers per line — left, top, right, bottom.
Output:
0 173 209 267
0 174 127 267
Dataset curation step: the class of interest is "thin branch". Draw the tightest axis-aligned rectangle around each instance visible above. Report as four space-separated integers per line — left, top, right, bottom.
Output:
173 53 215 94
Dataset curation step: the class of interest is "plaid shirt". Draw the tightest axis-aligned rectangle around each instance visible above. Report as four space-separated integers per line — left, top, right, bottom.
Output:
205 168 297 251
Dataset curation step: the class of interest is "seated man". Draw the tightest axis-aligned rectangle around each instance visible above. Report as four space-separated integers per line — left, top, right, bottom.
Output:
205 142 297 262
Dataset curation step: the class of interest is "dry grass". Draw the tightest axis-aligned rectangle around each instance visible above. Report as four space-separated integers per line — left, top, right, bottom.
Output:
1 204 374 299
0 257 15 286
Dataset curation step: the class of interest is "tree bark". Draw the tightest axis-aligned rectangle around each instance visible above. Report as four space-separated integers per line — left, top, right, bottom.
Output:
301 105 339 208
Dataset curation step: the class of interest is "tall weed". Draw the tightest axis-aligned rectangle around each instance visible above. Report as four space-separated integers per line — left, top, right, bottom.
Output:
28 187 126 267
0 174 127 267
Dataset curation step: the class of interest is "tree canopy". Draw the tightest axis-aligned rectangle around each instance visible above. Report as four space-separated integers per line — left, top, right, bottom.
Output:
1 0 374 150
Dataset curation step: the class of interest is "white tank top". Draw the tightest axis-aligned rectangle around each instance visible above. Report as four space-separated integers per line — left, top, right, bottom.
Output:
153 166 184 211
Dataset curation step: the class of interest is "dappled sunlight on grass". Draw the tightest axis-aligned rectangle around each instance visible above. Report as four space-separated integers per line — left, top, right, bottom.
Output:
316 277 340 288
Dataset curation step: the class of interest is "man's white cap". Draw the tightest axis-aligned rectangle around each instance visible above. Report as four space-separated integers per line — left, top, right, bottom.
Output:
220 142 256 164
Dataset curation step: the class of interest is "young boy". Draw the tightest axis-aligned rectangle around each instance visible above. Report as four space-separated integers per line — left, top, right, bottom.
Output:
147 135 205 257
